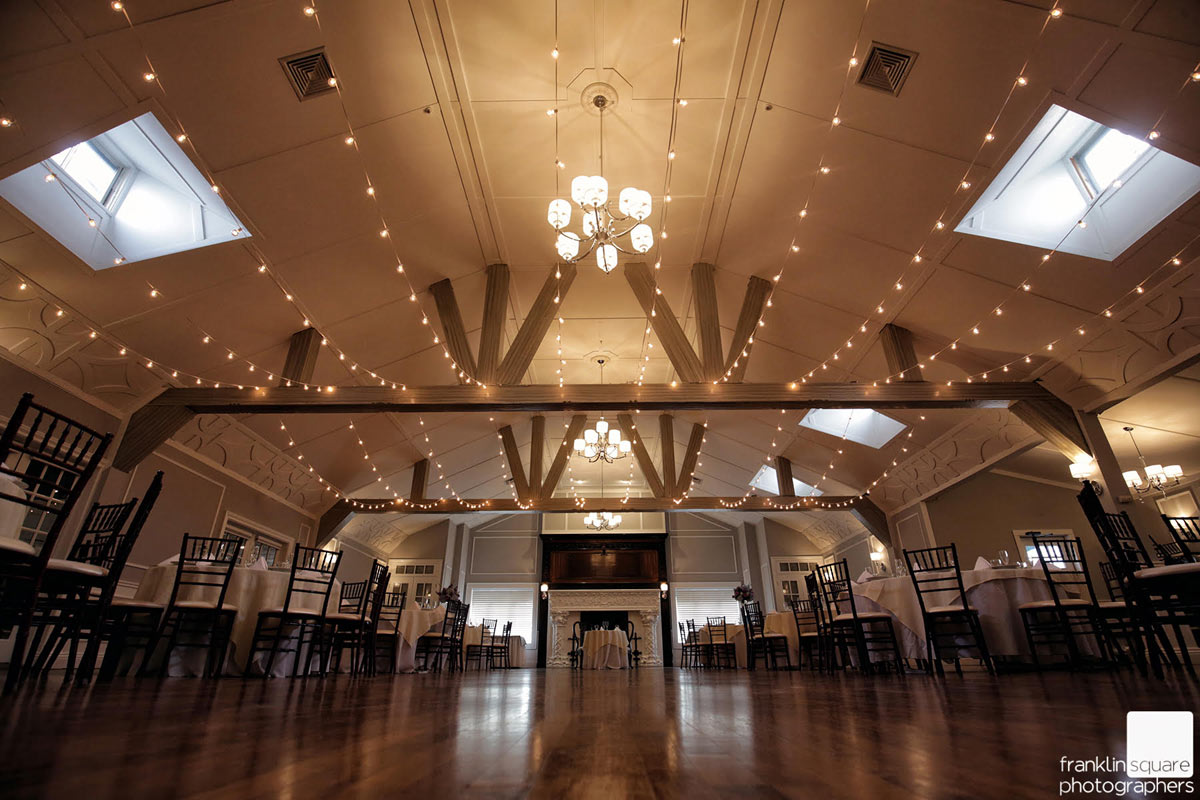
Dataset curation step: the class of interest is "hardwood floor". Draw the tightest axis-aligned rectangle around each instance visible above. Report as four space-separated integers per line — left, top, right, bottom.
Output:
1 667 1196 799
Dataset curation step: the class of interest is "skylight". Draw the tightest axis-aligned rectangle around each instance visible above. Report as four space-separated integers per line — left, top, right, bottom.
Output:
749 465 822 497
0 112 247 270
50 143 118 203
799 408 905 449
1077 129 1149 193
956 105 1200 261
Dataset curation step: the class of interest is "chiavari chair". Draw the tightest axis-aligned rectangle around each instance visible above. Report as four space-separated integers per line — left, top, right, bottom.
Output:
0 392 113 693
1019 534 1114 670
787 595 823 671
903 544 994 675
489 621 513 669
372 586 407 673
1163 515 1200 562
244 546 342 678
685 619 710 667
327 560 389 676
704 616 737 669
1078 482 1196 677
142 534 241 678
741 600 791 670
465 618 497 670
337 580 367 615
805 573 833 672
622 619 642 668
422 600 469 672
32 472 164 684
569 620 584 669
677 621 700 668
815 560 904 674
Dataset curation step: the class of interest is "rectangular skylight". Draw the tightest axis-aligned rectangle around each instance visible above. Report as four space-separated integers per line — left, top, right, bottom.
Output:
0 112 247 270
956 104 1200 261
799 408 905 449
749 464 822 497
50 142 118 203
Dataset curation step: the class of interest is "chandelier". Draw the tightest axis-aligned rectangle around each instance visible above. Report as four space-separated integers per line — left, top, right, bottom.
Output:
573 418 631 463
1122 426 1183 495
546 94 654 273
584 510 622 531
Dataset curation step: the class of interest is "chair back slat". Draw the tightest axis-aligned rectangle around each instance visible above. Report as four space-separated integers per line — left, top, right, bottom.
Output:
1077 482 1153 583
903 544 970 616
363 560 390 629
1098 561 1123 601
705 616 729 643
1031 533 1099 606
787 596 818 635
377 586 407 633
280 546 341 616
65 499 137 569
740 600 767 641
1163 515 1200 562
814 559 860 621
339 581 367 614
166 534 240 610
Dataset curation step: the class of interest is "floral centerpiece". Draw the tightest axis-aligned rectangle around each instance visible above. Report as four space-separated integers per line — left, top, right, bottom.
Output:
437 584 460 605
732 584 754 603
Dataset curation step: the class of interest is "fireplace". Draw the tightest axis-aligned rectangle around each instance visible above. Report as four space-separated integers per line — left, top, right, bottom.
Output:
580 610 628 631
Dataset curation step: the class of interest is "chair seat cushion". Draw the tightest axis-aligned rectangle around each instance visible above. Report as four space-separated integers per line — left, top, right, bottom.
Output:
926 604 975 615
0 537 35 557
1133 562 1200 581
834 611 892 622
258 607 322 618
109 597 164 610
1097 600 1128 610
1018 598 1092 610
46 558 109 578
325 611 366 622
174 599 238 612
799 631 821 638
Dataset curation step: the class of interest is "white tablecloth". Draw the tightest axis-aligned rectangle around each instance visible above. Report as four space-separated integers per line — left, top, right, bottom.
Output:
134 564 340 676
392 606 448 673
851 568 1062 658
463 624 527 667
697 611 799 667
581 628 628 669
0 475 31 556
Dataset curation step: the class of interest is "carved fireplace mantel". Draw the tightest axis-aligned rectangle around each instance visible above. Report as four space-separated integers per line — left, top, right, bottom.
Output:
547 589 663 667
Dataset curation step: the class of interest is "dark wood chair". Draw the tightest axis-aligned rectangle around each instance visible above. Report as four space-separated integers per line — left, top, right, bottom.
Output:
421 600 469 672
31 471 164 684
142 534 241 678
1078 482 1196 678
741 600 791 670
1164 515 1200 562
327 560 389 676
465 617 497 669
804 572 833 672
903 544 994 675
489 621 513 668
372 587 407 673
786 595 824 671
677 621 700 668
244 546 342 678
815 560 903 675
685 619 710 667
704 616 737 669
1019 534 1114 670
623 619 642 668
569 620 584 669
336 579 367 615
0 392 113 693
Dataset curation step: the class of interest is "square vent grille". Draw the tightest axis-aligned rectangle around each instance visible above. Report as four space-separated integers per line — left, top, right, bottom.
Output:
857 43 917 96
279 48 336 101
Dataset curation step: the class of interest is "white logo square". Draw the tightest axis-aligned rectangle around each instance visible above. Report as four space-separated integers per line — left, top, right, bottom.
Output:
1127 711 1193 778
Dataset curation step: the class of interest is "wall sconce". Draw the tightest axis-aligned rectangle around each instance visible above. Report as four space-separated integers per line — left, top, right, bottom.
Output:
540 583 549 600
659 581 669 599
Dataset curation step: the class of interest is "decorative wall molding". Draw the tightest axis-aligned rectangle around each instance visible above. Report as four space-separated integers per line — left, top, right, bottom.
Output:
871 409 1042 513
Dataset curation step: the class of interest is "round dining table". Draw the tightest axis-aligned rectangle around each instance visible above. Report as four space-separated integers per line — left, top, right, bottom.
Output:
697 611 801 668
134 563 340 676
581 628 629 669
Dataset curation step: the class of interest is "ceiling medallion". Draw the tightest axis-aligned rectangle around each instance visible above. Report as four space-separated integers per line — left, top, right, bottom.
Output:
547 93 654 273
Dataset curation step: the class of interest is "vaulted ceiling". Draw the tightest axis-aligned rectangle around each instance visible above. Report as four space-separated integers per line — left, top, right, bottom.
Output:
1 0 1197 554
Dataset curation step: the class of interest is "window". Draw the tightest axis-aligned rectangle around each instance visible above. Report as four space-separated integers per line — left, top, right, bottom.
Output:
1010 529 1073 568
956 104 1200 261
673 585 744 641
0 111 248 270
222 515 290 566
466 585 537 643
771 558 821 610
1076 129 1149 195
749 465 822 496
16 461 79 551
387 559 443 608
50 143 119 203
799 408 905 449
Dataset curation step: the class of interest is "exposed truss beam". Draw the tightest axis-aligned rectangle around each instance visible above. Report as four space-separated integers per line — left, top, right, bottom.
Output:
724 276 772 382
618 413 666 498
341 495 868 514
675 422 706 496
112 404 195 473
476 263 510 385
409 458 429 501
660 414 676 489
429 278 477 380
497 264 576 385
498 425 530 502
541 414 587 500
625 262 705 383
879 324 922 382
279 328 322 387
529 415 545 490
775 455 796 496
1010 398 1092 462
691 263 724 381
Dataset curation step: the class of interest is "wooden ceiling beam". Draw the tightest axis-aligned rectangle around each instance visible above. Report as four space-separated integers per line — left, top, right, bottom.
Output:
112 403 195 473
724 276 772 382
340 495 868 514
541 414 587 500
498 424 531 502
659 414 676 491
141 381 1054 415
675 422 706 496
624 262 705 383
775 455 796 496
879 324 923 382
429 277 477 380
1009 398 1092 462
497 264 576 385
529 415 545 490
618 413 667 498
476 263 510 385
409 458 429 501
279 328 322 387
691 263 724 381
315 499 354 548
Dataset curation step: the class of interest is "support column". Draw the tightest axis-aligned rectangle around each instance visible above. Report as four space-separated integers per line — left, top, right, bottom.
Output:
753 520 775 613
1075 411 1126 513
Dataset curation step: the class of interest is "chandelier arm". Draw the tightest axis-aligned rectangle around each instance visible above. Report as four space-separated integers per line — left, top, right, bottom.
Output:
568 236 601 264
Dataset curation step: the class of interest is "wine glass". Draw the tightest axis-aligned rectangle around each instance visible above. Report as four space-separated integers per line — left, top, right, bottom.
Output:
995 549 1011 567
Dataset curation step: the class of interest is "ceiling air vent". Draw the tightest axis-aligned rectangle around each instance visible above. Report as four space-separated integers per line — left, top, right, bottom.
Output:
279 48 336 101
857 43 917 96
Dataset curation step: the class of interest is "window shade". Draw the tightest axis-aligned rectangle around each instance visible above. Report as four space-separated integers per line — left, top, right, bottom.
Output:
673 586 743 641
466 586 537 644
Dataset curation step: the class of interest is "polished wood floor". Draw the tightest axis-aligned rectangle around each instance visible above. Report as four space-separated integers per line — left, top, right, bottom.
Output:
1 667 1196 799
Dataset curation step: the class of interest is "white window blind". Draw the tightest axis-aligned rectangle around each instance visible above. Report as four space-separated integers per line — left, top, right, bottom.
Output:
673 586 743 641
467 586 536 643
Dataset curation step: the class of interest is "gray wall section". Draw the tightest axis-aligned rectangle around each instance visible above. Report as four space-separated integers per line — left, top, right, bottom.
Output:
390 519 451 561
762 517 822 556
465 514 540 584
666 512 741 581
336 544 378 584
